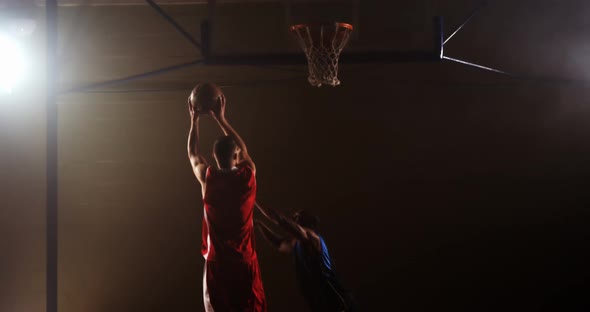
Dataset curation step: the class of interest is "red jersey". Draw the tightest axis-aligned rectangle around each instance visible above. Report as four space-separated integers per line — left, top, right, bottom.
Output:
202 163 257 262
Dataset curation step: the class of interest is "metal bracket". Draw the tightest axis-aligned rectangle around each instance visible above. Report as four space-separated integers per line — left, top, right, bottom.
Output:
441 1 516 78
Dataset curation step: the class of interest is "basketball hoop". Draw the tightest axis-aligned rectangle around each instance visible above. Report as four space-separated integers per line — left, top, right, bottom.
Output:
290 22 353 87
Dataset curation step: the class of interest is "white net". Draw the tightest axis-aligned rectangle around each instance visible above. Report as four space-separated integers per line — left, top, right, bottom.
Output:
291 23 353 87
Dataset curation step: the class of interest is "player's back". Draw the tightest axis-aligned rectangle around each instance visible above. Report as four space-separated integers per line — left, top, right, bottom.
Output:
202 163 257 262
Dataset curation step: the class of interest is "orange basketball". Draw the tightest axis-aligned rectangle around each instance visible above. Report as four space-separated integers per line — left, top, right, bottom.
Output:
190 82 223 114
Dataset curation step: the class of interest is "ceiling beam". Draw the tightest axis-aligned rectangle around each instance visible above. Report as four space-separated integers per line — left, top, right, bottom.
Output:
29 0 348 7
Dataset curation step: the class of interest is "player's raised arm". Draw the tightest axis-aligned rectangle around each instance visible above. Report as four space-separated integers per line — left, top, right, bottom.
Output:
187 97 208 184
255 202 309 242
210 94 256 173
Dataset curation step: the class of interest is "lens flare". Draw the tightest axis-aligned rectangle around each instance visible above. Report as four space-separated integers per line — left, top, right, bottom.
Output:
0 34 26 94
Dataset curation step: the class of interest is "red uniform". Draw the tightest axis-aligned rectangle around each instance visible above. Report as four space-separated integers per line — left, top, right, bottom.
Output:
202 163 266 312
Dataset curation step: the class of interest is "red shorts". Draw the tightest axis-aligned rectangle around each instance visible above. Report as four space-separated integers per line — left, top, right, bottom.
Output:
203 257 266 312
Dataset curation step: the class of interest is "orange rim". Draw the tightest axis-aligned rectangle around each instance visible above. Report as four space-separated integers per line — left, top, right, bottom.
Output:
290 22 353 32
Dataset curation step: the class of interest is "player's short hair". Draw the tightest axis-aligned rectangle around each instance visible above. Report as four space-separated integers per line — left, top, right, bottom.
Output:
293 210 320 231
213 135 238 163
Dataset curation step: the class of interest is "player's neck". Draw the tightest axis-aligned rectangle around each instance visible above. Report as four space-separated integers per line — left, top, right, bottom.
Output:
217 164 238 172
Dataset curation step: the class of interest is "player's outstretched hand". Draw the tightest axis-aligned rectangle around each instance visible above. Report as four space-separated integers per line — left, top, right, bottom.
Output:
188 96 200 120
210 94 226 119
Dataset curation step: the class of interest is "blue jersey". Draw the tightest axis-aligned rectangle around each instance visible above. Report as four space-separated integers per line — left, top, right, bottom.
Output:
294 235 356 312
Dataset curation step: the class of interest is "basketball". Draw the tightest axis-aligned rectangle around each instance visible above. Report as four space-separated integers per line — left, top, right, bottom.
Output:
190 82 223 114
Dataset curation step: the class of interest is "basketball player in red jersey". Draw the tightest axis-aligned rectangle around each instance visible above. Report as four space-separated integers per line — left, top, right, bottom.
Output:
187 91 266 312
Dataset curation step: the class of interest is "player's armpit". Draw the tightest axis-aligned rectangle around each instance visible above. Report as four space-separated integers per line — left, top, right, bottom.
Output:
190 160 208 184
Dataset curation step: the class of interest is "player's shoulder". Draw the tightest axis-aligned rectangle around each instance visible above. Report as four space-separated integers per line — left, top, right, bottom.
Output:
202 164 213 178
237 162 256 175
306 230 323 251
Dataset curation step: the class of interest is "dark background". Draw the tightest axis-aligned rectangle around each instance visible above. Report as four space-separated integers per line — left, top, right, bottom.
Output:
1 0 589 311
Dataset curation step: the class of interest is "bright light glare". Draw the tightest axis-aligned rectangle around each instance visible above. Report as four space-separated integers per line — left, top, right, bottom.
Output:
0 34 26 94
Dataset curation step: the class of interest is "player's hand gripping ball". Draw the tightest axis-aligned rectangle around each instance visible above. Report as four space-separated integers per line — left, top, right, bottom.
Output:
189 82 223 114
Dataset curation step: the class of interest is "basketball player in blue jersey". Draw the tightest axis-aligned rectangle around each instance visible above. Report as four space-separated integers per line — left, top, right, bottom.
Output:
254 202 358 312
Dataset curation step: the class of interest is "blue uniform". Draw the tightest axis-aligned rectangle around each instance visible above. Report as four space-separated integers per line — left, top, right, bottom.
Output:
294 236 357 312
